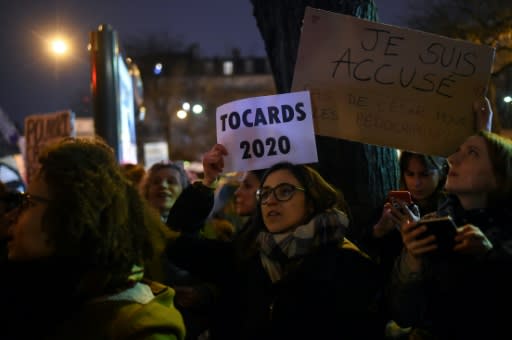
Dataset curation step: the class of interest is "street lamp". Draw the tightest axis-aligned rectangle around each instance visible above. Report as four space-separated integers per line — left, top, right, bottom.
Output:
49 37 70 57
192 104 203 114
178 101 203 117
176 109 188 120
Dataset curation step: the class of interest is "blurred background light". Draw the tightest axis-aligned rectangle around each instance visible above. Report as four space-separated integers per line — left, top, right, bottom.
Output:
49 37 69 56
192 104 203 114
176 109 187 119
153 62 163 75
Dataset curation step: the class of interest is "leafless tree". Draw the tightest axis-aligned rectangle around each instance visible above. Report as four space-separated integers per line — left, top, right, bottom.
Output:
407 0 512 129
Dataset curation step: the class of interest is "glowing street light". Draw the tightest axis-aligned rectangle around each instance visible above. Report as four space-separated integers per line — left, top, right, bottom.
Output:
177 109 188 120
49 37 69 56
192 104 203 114
504 96 512 103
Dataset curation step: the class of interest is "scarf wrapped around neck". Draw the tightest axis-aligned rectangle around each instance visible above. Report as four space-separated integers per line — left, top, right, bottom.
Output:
257 209 349 282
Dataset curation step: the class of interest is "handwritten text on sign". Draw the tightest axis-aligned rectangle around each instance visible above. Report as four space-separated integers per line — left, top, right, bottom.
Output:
216 91 318 172
292 7 495 156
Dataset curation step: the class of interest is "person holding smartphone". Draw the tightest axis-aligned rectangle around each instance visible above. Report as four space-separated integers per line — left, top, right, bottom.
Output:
363 96 493 265
389 130 512 340
360 152 447 339
362 153 447 278
359 96 493 338
371 95 493 247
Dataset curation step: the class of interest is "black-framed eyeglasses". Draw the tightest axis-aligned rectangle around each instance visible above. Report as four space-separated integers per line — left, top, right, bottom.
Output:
0 192 51 213
256 183 305 204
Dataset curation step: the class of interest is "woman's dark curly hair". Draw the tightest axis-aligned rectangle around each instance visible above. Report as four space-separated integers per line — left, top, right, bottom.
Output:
120 162 146 188
37 136 156 294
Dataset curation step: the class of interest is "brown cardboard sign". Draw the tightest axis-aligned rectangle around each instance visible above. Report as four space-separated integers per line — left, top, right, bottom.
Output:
292 7 495 156
24 110 74 184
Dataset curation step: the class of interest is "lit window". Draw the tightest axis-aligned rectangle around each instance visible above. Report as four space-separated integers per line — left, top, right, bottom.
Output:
223 61 233 75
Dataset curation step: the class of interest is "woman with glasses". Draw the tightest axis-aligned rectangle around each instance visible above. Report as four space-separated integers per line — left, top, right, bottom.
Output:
237 161 384 340
169 163 384 339
1 137 185 340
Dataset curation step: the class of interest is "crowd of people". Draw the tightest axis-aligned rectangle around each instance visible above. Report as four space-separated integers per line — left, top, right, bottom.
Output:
0 95 510 340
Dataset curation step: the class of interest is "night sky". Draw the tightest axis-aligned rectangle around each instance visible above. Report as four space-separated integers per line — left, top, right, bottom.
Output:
0 0 410 133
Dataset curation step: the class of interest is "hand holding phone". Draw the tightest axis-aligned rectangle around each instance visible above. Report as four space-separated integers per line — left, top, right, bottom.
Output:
417 216 458 255
387 190 416 216
387 191 413 206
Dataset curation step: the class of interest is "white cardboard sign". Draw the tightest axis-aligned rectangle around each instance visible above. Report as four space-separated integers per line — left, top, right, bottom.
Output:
216 91 318 172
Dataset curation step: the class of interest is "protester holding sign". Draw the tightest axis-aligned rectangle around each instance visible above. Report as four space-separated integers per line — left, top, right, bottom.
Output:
356 96 492 338
360 96 491 268
389 130 512 339
168 162 386 339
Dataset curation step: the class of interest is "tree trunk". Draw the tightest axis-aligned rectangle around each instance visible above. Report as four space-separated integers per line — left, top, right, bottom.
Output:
250 0 399 241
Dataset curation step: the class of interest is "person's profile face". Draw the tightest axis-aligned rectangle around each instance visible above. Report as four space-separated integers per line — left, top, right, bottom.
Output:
445 135 497 196
234 171 260 217
7 175 54 261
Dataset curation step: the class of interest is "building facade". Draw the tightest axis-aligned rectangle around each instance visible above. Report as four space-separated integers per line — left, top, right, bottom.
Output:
134 48 276 164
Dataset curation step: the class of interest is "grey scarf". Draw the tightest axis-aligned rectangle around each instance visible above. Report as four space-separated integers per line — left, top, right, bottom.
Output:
257 209 349 282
